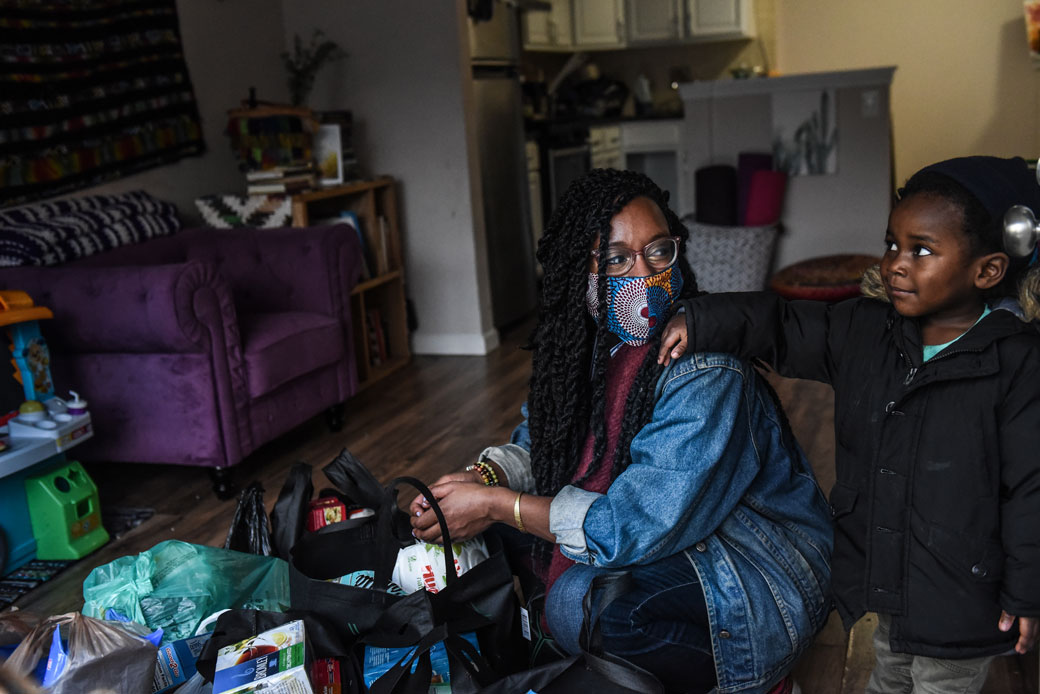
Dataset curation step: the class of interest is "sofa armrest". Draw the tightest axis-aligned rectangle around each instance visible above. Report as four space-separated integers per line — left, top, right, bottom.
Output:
0 260 240 354
179 225 362 317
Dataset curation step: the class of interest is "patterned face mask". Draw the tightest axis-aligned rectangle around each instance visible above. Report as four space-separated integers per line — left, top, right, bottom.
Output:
586 266 684 346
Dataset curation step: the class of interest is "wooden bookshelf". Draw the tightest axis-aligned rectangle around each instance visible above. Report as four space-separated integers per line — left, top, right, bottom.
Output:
292 177 410 390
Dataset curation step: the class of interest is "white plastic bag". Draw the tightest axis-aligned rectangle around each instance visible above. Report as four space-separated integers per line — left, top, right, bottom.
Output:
391 536 489 594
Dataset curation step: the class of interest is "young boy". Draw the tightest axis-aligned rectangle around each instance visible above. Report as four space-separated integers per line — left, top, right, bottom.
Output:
657 156 1040 692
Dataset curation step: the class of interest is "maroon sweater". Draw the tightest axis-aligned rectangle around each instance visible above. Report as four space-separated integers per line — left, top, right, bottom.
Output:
544 342 650 592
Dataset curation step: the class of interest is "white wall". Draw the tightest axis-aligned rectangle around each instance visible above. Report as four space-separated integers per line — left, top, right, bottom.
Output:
83 0 288 223
775 0 1040 188
284 0 498 356
681 68 894 268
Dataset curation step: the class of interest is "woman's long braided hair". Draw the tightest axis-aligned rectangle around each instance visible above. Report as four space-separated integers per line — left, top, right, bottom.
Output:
527 169 699 525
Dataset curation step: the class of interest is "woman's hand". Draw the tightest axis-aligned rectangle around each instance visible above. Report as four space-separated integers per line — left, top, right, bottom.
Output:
407 470 482 515
999 611 1038 654
657 313 689 365
410 481 506 544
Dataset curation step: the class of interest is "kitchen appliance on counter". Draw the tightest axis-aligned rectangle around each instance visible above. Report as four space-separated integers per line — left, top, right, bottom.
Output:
530 121 591 225
468 1 538 329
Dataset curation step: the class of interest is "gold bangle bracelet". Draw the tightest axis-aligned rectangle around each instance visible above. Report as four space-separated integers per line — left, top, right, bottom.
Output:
513 491 525 533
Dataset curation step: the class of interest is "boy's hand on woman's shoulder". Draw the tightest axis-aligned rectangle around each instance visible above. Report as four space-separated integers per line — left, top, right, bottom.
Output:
657 313 688 366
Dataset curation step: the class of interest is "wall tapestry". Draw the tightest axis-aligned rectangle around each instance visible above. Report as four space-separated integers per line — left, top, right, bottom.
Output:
0 0 205 207
772 89 838 177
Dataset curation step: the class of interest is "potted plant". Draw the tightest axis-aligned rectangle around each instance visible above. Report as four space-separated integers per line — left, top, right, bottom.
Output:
281 30 347 107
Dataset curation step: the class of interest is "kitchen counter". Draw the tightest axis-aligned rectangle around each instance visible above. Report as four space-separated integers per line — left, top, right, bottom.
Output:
525 111 682 136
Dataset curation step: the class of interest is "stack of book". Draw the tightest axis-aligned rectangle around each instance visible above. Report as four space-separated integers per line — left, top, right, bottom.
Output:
246 164 317 195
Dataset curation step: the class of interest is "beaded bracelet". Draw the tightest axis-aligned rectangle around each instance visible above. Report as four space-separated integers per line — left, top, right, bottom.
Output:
465 460 499 487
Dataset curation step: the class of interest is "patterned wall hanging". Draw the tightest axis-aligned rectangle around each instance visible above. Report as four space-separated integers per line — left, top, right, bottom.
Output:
0 0 206 207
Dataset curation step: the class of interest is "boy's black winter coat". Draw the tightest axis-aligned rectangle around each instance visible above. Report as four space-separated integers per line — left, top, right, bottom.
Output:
683 294 1040 658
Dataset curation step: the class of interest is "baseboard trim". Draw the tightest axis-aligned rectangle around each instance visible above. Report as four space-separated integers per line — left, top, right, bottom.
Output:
411 328 500 355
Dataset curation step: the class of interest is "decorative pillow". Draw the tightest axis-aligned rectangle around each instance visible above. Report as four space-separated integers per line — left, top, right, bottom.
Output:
769 254 881 301
195 194 293 229
683 218 780 293
0 190 180 267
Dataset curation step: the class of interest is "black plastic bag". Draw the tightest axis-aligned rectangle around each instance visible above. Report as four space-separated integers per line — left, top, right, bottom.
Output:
269 462 314 560
223 481 272 556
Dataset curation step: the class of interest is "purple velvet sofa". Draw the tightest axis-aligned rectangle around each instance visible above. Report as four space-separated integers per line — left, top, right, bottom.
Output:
0 225 361 492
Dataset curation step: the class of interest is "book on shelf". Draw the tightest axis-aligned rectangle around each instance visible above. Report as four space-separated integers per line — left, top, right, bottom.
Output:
367 307 388 366
326 211 371 280
377 215 391 275
247 176 315 195
245 165 315 182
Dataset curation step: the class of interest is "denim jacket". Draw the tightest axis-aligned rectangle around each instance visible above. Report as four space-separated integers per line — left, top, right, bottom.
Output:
481 352 833 693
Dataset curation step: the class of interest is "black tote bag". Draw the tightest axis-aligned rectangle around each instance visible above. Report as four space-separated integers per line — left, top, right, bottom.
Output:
288 475 444 647
478 571 666 694
290 472 524 668
367 622 498 694
194 608 361 691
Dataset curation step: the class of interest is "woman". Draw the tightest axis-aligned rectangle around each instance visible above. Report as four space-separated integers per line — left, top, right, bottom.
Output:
410 169 832 694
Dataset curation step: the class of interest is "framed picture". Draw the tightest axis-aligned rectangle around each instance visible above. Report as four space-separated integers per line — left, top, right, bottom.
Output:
1026 1 1040 66
772 89 838 177
314 123 344 187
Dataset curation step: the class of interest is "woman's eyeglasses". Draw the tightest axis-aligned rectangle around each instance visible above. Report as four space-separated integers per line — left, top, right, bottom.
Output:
590 236 680 277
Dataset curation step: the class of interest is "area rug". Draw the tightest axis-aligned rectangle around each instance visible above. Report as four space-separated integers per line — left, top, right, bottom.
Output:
0 0 206 207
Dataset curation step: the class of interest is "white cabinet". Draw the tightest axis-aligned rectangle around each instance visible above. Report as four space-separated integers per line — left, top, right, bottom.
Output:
573 0 625 48
619 120 686 215
589 125 623 169
626 0 682 44
522 0 573 50
686 0 755 39
524 0 753 50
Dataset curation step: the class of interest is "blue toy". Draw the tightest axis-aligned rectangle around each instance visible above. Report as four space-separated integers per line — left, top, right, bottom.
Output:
0 290 55 404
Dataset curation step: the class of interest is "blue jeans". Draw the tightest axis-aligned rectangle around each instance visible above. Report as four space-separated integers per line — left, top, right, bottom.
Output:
545 550 717 694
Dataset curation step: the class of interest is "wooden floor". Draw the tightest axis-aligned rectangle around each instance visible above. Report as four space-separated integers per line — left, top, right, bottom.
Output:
6 320 1037 693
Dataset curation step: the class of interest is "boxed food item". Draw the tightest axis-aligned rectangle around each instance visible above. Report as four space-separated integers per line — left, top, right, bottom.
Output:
153 632 212 693
306 497 346 531
213 620 309 694
310 657 341 694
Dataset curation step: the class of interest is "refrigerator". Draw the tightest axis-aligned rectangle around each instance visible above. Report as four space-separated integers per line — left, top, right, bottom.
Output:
467 2 538 329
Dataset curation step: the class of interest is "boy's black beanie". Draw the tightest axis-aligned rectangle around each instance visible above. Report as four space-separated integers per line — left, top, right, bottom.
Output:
918 156 1040 224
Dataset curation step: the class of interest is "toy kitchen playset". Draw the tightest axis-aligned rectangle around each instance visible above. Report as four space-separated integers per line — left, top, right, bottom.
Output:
0 290 108 576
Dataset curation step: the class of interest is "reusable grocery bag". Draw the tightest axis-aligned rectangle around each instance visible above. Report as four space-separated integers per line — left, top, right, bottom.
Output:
478 572 666 694
290 467 526 675
5 612 157 694
366 624 495 694
193 608 357 686
269 461 314 559
82 540 289 642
